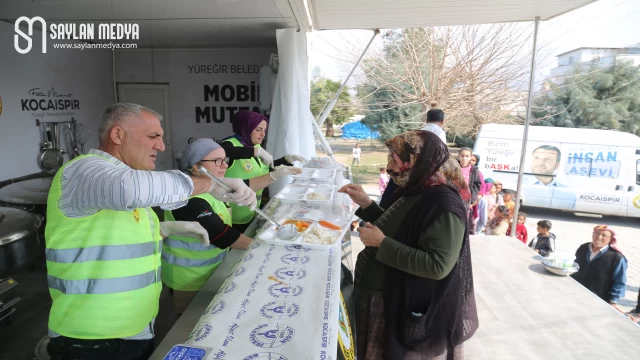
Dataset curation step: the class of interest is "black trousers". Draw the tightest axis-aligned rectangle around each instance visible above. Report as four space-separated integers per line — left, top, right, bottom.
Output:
48 336 154 360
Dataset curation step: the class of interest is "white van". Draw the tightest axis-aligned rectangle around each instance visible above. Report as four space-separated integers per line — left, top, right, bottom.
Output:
473 124 640 217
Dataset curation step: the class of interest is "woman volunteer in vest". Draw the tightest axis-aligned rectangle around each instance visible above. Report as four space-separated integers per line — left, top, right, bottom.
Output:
163 138 253 314
221 110 306 231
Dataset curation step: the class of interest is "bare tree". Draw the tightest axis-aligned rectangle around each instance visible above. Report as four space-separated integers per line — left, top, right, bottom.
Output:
354 24 538 136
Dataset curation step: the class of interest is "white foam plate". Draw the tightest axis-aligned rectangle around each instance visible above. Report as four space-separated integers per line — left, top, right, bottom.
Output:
292 168 336 182
274 185 335 204
304 157 335 169
274 186 309 203
256 221 344 250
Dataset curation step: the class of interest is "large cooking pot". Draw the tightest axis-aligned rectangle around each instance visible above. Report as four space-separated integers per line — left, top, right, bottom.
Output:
0 175 52 218
0 207 43 277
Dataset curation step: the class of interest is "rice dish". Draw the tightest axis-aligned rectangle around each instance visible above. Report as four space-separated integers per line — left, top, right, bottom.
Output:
303 226 337 245
306 191 328 201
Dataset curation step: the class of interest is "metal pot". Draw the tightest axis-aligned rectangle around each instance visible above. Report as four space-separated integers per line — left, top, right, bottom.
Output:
0 174 52 218
0 207 43 277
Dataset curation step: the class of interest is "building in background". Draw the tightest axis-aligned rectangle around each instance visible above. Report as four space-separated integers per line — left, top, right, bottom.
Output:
551 45 640 79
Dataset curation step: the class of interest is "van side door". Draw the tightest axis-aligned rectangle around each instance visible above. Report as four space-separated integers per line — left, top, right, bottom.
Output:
626 155 640 217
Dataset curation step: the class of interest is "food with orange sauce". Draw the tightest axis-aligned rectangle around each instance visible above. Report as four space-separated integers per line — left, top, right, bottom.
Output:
281 219 311 232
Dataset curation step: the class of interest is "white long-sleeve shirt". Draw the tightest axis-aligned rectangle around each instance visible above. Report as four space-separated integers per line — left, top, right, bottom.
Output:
49 149 194 340
58 149 193 218
420 123 447 144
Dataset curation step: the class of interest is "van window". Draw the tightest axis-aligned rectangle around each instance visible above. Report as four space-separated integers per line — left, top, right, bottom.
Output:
636 160 640 185
564 158 621 179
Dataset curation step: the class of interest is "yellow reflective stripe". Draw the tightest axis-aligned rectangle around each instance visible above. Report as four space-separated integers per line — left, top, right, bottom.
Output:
46 242 156 263
48 269 160 295
46 254 160 280
161 251 227 268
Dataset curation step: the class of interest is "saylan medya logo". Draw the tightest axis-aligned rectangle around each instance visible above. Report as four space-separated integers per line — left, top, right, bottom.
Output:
14 16 139 54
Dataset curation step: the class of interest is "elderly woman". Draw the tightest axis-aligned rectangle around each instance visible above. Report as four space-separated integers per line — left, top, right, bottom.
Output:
339 130 478 360
571 225 628 311
163 139 253 314
221 110 305 231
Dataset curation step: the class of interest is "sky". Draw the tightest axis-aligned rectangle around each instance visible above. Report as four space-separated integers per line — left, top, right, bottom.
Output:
308 0 640 93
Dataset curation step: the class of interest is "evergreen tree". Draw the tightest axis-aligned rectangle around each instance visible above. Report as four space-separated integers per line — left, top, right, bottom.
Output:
533 61 640 135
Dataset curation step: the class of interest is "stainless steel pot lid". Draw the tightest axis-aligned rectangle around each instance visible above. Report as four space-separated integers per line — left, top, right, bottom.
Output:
0 178 52 205
0 207 43 245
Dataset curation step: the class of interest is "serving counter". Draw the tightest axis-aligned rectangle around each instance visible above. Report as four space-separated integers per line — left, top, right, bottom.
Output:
467 235 640 359
151 161 356 360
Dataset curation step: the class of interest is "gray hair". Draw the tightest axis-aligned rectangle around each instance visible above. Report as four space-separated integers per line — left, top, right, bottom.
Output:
98 103 163 144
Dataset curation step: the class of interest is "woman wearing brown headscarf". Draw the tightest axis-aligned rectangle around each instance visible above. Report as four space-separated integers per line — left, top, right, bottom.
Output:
339 130 478 360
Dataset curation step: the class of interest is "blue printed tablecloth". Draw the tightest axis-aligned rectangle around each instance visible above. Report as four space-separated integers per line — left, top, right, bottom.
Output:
184 240 342 360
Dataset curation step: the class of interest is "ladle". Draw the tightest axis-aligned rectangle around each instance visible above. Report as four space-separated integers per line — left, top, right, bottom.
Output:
197 166 298 240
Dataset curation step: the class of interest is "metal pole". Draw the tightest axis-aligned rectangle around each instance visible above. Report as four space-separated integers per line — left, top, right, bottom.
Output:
311 114 335 160
510 16 540 236
316 29 380 127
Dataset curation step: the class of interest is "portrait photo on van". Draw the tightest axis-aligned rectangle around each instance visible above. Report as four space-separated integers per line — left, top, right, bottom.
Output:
524 144 576 210
527 145 566 187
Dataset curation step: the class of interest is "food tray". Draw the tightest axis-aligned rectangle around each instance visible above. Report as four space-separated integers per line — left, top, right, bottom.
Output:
274 185 335 204
273 186 308 202
304 157 335 169
256 221 346 250
291 168 336 183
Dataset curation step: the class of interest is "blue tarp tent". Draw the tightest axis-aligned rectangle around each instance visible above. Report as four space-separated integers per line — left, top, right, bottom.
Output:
341 120 380 139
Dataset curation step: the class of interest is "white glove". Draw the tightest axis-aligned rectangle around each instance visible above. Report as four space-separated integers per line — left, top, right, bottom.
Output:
269 166 303 180
160 221 210 246
208 177 257 210
255 147 274 166
284 154 308 164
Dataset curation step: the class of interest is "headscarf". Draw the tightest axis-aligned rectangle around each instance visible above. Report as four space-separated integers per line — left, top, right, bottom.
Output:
182 138 222 171
593 225 623 255
384 130 471 201
482 181 495 195
227 110 268 147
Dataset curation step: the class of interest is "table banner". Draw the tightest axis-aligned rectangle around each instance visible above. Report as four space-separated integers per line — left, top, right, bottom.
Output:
185 241 342 360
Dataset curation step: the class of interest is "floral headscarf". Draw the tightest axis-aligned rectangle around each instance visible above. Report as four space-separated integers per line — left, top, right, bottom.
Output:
384 130 471 201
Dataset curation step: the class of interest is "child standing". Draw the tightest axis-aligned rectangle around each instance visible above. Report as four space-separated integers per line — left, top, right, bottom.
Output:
486 206 510 236
458 148 482 200
508 212 529 244
528 220 556 257
351 143 362 167
458 148 482 230
379 167 389 195
483 182 498 221
502 191 516 221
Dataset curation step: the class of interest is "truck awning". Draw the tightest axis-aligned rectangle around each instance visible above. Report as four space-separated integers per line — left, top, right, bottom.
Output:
306 0 597 30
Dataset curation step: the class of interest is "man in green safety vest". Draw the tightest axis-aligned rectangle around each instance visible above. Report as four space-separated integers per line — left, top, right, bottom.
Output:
45 103 256 360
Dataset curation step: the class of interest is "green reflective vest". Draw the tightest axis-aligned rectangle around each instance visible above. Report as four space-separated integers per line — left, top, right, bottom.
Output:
162 193 230 291
222 137 270 224
45 154 162 339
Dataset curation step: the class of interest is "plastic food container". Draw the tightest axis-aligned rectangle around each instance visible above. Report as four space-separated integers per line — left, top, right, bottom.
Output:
292 168 336 183
274 185 335 204
256 221 343 250
304 157 335 169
